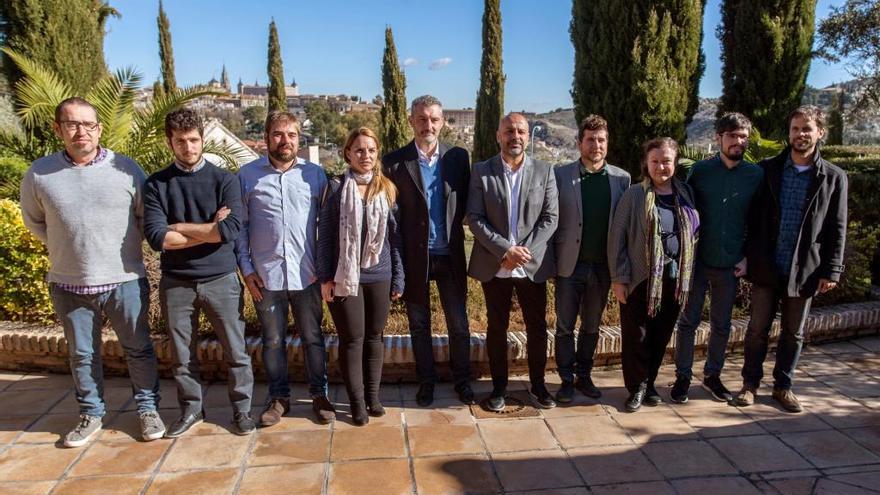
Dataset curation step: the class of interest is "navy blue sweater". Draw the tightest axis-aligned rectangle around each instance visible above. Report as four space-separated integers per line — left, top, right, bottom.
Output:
316 177 404 295
143 162 242 280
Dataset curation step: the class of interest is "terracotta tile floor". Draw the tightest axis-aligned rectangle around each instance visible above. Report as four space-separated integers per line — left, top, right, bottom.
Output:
0 337 878 494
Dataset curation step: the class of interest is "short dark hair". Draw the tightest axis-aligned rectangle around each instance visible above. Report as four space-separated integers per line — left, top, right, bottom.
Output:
164 108 203 139
786 105 826 132
264 110 301 137
577 115 608 142
715 112 751 135
640 137 679 179
54 97 99 123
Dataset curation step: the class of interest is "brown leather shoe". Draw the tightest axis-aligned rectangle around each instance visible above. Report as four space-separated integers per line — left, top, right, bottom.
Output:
312 396 336 424
772 388 803 413
733 385 756 407
260 398 290 427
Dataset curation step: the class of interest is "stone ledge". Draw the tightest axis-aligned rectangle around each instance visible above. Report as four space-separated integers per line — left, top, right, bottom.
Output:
1 301 878 381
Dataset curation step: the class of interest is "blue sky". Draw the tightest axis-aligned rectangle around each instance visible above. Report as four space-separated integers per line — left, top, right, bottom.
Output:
104 0 852 113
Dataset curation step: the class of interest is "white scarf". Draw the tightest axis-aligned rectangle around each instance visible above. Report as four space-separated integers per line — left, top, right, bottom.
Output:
333 170 389 297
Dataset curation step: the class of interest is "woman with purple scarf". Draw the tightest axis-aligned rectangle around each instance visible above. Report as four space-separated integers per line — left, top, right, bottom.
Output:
608 137 700 413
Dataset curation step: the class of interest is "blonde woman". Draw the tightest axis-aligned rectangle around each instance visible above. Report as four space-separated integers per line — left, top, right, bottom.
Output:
317 127 403 426
608 137 699 413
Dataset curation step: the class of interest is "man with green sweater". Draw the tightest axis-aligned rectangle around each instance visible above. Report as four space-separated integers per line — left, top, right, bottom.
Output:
671 112 763 404
20 97 163 447
143 108 254 437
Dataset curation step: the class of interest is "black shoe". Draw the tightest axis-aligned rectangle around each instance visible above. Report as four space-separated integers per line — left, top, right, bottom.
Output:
485 391 506 412
670 375 690 404
625 385 646 412
416 383 435 407
455 383 476 405
702 374 734 403
556 381 575 403
643 384 662 407
232 412 256 435
529 384 557 409
352 402 369 426
164 410 205 438
367 400 386 417
574 376 602 399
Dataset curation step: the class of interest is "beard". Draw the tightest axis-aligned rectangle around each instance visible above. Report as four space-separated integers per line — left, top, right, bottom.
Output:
270 146 296 162
722 146 745 162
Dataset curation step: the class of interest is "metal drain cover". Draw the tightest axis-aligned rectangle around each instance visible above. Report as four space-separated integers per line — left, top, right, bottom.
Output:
470 392 541 419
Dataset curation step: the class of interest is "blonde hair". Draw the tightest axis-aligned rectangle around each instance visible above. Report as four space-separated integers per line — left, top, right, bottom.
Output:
343 127 397 204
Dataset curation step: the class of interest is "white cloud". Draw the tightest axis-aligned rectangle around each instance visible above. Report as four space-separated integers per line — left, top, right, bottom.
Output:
429 57 453 70
402 58 419 68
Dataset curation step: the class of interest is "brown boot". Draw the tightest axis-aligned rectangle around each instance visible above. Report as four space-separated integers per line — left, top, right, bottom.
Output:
733 384 757 407
260 398 290 427
312 396 336 424
772 388 803 413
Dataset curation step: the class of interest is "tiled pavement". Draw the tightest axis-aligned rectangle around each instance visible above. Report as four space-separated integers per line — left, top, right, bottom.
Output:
0 336 878 495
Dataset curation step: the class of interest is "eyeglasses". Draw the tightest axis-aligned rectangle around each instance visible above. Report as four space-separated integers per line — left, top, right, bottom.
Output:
58 120 100 132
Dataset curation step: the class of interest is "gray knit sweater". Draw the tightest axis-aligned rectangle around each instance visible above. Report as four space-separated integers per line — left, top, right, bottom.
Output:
19 150 147 285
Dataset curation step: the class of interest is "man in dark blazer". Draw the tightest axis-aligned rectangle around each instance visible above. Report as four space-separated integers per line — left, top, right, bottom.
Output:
382 95 474 407
553 115 630 403
736 105 848 413
467 112 559 412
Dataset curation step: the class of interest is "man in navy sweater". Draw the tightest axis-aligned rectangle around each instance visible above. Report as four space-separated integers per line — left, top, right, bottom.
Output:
143 108 255 437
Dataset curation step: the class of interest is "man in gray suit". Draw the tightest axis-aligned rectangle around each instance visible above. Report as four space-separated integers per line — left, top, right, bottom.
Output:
467 112 559 412
553 115 631 403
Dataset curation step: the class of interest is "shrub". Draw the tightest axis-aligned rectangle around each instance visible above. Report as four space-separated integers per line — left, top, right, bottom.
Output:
0 156 29 200
0 199 54 322
814 221 880 307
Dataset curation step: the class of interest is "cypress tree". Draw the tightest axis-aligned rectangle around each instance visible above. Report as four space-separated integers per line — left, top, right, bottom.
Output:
827 90 845 145
152 79 165 101
571 1 704 177
380 26 409 152
157 0 177 95
473 0 504 163
267 19 287 112
718 0 816 136
1 0 110 95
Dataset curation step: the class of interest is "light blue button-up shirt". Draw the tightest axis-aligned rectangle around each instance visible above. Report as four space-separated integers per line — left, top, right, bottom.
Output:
236 156 328 291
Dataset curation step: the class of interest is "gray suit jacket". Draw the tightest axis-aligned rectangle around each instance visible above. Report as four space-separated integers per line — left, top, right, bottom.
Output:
466 154 559 283
553 160 631 277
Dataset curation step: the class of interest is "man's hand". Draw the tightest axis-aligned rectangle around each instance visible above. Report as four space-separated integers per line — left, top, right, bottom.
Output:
734 257 748 278
321 281 336 302
214 206 230 223
612 282 628 304
244 273 264 302
391 291 402 301
503 246 531 269
818 278 837 294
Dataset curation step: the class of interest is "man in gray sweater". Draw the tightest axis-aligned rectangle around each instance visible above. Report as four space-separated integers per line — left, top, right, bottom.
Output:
20 97 163 448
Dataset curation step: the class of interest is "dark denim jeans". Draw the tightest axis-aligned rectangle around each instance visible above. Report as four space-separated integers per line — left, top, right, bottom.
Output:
254 283 327 399
50 278 159 417
674 261 739 379
161 272 253 415
554 261 610 383
405 255 471 385
742 283 811 390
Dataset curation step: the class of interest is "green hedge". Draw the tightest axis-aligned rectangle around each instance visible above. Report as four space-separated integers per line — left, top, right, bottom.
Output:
0 199 54 322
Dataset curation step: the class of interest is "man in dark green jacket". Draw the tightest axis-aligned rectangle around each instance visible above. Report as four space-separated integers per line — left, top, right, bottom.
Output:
672 113 763 404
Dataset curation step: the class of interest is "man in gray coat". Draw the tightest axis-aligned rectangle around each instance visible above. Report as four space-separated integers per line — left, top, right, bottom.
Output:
467 113 559 412
553 115 631 403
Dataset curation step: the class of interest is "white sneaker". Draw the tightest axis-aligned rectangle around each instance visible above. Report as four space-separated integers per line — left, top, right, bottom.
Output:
139 410 166 441
63 414 102 448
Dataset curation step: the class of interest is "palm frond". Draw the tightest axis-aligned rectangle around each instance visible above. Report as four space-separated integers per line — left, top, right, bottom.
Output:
1 48 72 131
87 67 142 151
203 140 253 172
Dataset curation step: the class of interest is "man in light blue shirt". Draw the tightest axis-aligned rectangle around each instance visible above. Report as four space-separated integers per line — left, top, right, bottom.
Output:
237 111 334 427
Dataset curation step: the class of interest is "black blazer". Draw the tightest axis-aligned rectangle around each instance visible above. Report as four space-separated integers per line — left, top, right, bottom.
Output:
382 141 470 306
744 147 848 297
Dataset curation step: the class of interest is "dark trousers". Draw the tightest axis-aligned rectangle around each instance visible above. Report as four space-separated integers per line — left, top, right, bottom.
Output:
328 281 391 408
160 272 254 415
405 255 471 385
742 282 811 390
620 278 681 393
554 262 610 383
482 277 549 392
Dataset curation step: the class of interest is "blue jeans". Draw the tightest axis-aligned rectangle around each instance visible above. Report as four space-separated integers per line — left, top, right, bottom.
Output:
50 278 159 417
405 255 471 385
742 283 811 390
254 283 327 398
674 261 739 379
554 262 610 383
